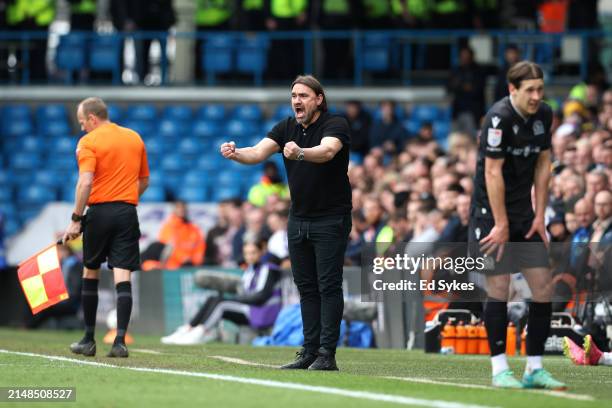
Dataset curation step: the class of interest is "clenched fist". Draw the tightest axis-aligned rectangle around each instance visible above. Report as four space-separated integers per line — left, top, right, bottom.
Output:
220 141 236 159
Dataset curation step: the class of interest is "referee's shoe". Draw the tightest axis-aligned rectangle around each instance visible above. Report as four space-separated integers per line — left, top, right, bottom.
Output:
69 340 96 357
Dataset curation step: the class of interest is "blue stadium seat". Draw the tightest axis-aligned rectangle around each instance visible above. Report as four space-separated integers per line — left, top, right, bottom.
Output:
107 104 123 122
197 105 226 122
273 105 294 121
121 120 154 138
6 135 43 154
2 104 31 121
56 34 87 83
236 36 269 85
177 138 205 157
434 121 451 141
37 104 67 122
89 34 122 84
0 170 13 187
2 119 33 138
232 104 263 122
147 169 164 186
184 169 210 187
18 206 45 225
177 186 208 203
212 185 242 201
4 217 22 237
202 35 234 84
60 185 76 202
10 152 41 171
411 105 441 123
362 34 392 72
373 105 405 121
159 118 190 139
126 105 157 121
192 119 220 139
47 155 76 171
51 136 78 155
196 154 224 172
225 119 255 140
162 105 193 121
0 202 17 218
216 170 243 187
403 119 421 135
18 185 57 204
140 185 166 202
143 137 169 156
33 170 60 188
40 120 71 138
0 186 12 202
160 153 184 173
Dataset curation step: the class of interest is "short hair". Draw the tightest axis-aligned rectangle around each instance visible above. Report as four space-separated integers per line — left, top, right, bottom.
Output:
507 61 544 89
79 97 108 120
291 75 328 112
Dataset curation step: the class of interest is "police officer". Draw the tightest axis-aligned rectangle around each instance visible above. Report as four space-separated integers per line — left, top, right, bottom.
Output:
220 75 352 370
469 61 566 389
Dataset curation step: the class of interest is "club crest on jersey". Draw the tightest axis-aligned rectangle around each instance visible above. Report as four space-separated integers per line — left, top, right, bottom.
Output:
512 124 519 135
491 116 501 128
533 120 544 135
487 128 502 147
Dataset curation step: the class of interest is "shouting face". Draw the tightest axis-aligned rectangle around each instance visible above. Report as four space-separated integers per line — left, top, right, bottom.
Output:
291 83 323 126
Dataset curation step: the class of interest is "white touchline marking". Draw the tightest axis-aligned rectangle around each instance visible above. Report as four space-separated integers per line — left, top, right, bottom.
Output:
131 348 164 355
0 349 497 408
209 355 277 368
386 377 594 402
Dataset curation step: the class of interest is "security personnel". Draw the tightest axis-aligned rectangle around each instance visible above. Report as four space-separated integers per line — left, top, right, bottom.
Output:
361 0 390 29
318 0 359 80
194 0 234 80
469 61 566 389
67 0 96 30
64 97 149 358
240 0 265 31
6 0 55 81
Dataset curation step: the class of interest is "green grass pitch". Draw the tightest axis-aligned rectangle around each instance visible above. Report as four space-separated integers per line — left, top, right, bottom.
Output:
0 328 611 407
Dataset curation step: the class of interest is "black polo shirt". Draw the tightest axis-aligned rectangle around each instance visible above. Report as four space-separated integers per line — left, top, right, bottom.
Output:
266 112 352 218
471 96 552 222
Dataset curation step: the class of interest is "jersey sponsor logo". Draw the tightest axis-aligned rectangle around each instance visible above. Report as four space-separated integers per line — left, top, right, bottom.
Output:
487 128 502 147
491 116 501 128
512 124 519 135
507 145 542 157
533 120 544 135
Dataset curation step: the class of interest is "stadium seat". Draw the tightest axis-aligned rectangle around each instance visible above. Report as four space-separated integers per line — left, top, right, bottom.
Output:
162 105 193 121
6 135 43 154
159 118 190 139
47 155 76 171
56 34 87 83
362 34 392 72
2 119 33 138
2 104 31 121
144 137 169 156
37 104 67 122
18 206 45 225
236 35 269 85
0 170 13 187
89 34 122 84
40 120 71 138
184 169 210 187
0 202 17 218
197 104 226 122
232 104 263 122
216 170 243 187
33 170 61 188
196 154 224 172
272 105 294 121
225 119 254 140
4 217 21 237
411 105 441 123
107 104 123 122
434 121 451 141
147 169 164 186
126 105 157 121
403 119 421 135
18 185 57 204
202 35 234 84
192 119 220 139
177 185 208 203
51 136 78 155
60 185 76 202
212 185 242 201
177 138 205 157
160 153 184 173
121 120 154 138
10 152 41 171
0 185 12 202
140 185 166 202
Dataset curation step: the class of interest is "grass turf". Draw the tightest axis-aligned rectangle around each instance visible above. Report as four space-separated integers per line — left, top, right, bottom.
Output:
0 328 611 408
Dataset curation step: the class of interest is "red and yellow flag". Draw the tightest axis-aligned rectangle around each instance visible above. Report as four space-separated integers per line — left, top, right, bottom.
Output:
17 244 69 314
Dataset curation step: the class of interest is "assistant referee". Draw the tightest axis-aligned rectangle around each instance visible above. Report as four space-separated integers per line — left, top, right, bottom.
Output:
63 97 149 358
220 75 352 370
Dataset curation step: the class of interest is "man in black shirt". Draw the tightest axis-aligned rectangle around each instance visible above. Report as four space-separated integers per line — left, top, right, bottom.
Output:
220 75 352 371
469 61 566 390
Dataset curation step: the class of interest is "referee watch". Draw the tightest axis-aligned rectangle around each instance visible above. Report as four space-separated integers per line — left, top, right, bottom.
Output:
71 213 83 222
297 148 305 161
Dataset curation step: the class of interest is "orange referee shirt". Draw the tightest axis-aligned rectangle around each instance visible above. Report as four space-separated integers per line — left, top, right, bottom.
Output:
76 123 149 205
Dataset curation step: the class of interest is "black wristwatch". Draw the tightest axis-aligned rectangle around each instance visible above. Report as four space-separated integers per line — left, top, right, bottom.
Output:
71 213 83 222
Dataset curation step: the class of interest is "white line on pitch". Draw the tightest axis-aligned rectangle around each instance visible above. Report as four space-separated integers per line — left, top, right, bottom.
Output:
209 355 277 368
0 349 497 408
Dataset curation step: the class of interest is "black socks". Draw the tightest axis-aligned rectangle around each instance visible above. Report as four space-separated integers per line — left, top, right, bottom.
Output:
526 302 552 356
484 297 508 356
81 278 99 343
114 281 132 346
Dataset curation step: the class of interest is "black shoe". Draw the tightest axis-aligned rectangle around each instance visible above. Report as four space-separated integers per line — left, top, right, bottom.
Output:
107 343 129 358
280 348 317 369
69 340 96 357
308 348 338 371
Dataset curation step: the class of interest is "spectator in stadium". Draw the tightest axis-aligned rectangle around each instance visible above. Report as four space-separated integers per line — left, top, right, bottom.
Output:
248 161 289 207
233 206 271 264
25 241 83 329
494 45 521 101
369 100 408 152
447 46 485 137
64 97 149 358
266 209 289 268
220 75 352 371
141 201 205 270
564 334 612 366
469 62 565 389
584 169 609 203
161 239 282 345
343 100 372 160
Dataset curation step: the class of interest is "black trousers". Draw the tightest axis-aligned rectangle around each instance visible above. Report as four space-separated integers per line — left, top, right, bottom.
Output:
288 214 351 352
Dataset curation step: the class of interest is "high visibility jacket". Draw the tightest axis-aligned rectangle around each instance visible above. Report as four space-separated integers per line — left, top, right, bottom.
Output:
7 0 55 27
362 0 389 19
323 0 349 15
158 214 206 269
243 0 264 10
71 0 96 15
195 0 232 27
270 0 307 18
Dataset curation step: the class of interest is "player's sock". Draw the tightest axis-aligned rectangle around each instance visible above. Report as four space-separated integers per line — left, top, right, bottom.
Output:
114 281 132 345
525 355 543 374
526 302 552 357
491 353 510 376
484 297 508 356
81 278 99 343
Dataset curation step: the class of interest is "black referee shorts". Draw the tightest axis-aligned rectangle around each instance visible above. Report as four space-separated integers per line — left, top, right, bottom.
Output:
82 202 141 271
468 216 549 275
